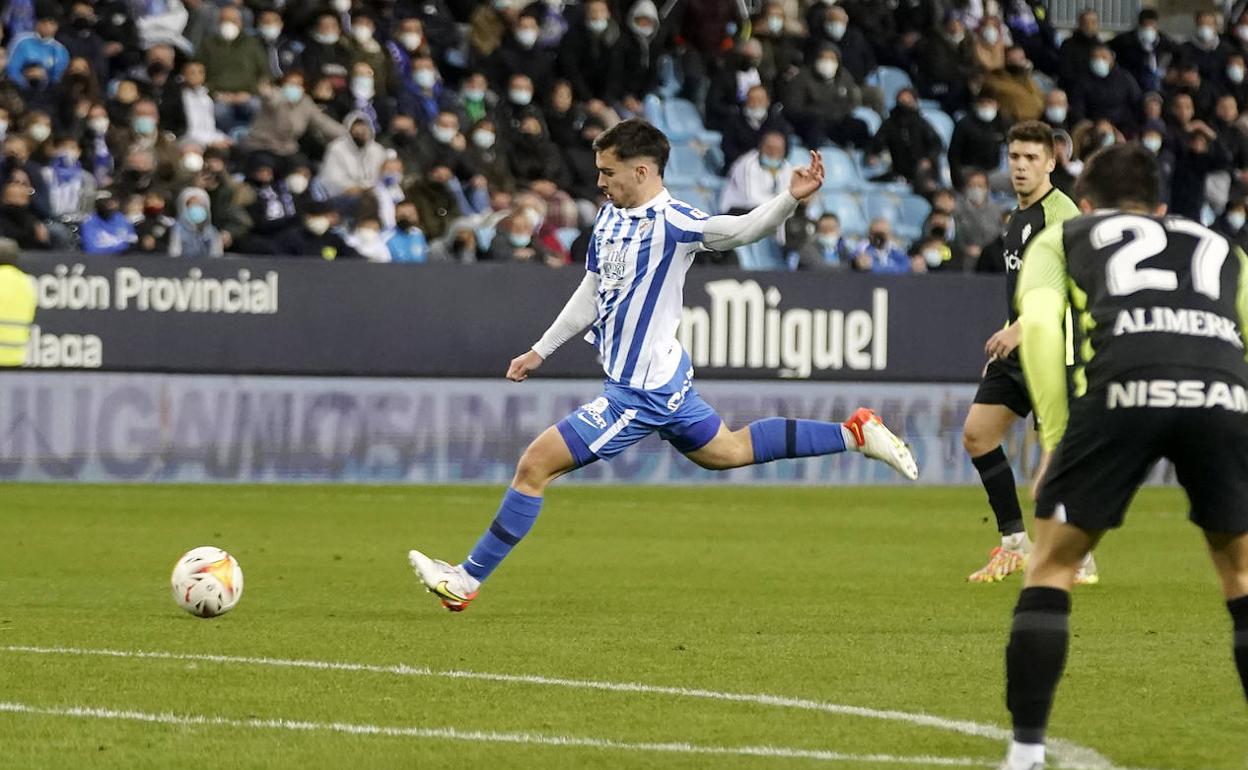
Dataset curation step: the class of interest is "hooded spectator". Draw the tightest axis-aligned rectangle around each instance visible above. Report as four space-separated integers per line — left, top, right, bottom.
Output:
169 186 223 258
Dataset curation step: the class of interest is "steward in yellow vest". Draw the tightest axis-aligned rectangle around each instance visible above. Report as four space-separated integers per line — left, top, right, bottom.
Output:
0 237 35 367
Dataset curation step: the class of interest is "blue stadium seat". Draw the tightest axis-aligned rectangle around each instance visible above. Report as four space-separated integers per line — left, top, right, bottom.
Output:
866 190 926 242
665 143 708 186
819 146 866 191
668 184 715 215
555 227 581 252
818 191 869 237
921 108 955 149
644 94 667 132
657 54 681 98
664 98 707 141
867 66 913 111
917 99 942 112
899 194 932 232
736 239 786 270
853 106 882 137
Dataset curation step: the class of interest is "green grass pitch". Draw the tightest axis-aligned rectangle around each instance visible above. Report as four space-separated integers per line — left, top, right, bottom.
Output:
0 483 1242 769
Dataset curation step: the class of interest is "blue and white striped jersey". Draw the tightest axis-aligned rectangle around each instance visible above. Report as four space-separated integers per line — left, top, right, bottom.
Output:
585 189 710 390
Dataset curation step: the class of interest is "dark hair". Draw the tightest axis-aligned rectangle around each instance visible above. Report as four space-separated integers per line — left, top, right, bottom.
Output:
1138 9 1158 23
592 118 670 176
1075 144 1160 210
1007 120 1055 155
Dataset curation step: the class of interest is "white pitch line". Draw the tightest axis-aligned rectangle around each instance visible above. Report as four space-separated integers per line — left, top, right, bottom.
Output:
1 645 1125 770
0 701 994 767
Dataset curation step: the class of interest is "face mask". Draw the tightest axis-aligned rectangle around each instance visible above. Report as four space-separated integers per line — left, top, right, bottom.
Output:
1045 105 1067 124
57 149 80 163
400 32 422 50
462 87 485 101
981 26 999 45
509 88 533 106
494 0 510 8
947 31 964 45
1090 58 1110 78
382 173 400 188
745 106 768 122
1143 135 1162 153
1197 25 1217 44
306 216 330 235
760 155 783 170
516 28 539 48
1230 65 1246 84
351 77 375 99
432 125 456 144
96 202 118 218
825 21 846 40
333 0 351 12
1136 26 1158 47
473 129 495 149
282 84 304 103
1229 211 1247 231
133 116 156 135
1239 25 1248 43
817 233 839 249
815 59 838 79
397 217 418 230
355 227 378 243
967 186 987 206
219 21 240 41
508 232 532 248
352 133 369 148
352 25 374 44
766 16 783 34
923 248 944 267
414 69 437 89
975 106 997 122
313 32 340 45
0 120 8 137
1067 159 1084 176
260 24 282 41
870 233 887 247
28 124 50 142
588 18 609 34
187 204 209 224
181 153 204 173
286 174 309 195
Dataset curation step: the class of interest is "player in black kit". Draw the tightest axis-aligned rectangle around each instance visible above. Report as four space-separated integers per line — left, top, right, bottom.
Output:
999 143 1248 770
962 121 1090 584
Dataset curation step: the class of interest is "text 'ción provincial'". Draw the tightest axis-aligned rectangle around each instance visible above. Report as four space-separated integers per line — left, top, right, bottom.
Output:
32 265 280 315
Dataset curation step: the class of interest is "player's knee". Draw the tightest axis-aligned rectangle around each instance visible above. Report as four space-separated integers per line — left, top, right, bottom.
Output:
962 424 991 456
513 450 554 493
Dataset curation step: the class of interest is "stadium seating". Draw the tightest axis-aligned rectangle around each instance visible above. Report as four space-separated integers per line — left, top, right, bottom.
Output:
867 66 914 112
818 191 869 238
820 146 867 191
921 109 955 149
735 239 786 270
853 106 882 137
665 143 711 187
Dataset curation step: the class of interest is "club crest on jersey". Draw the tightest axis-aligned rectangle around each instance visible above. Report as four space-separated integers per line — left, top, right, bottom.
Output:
577 396 610 430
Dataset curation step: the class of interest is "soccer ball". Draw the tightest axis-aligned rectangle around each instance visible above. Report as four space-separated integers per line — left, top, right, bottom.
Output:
171 546 244 618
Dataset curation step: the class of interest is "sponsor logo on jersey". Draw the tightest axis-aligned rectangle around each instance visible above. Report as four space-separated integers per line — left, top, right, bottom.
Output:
1106 379 1248 413
1004 250 1022 272
1112 306 1245 348
1021 222 1032 243
666 369 695 412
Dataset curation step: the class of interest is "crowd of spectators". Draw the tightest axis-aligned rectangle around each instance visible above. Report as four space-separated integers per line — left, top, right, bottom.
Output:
0 0 1246 273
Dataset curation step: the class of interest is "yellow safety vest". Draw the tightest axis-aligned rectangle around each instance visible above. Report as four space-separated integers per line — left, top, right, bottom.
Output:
0 264 35 367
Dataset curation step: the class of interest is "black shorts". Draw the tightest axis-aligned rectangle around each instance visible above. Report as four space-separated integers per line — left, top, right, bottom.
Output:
1036 379 1248 533
973 357 1032 418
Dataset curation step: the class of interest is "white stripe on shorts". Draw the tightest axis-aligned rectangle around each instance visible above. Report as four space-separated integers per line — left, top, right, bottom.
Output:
589 408 639 454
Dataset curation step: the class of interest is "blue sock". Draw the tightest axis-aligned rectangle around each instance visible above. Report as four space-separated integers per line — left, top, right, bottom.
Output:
463 488 543 581
748 418 847 464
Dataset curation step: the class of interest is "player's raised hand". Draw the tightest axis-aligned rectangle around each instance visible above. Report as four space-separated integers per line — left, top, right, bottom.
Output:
507 349 545 382
789 150 825 202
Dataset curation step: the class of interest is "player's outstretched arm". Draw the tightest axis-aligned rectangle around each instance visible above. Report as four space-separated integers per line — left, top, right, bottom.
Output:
700 151 825 252
507 271 601 382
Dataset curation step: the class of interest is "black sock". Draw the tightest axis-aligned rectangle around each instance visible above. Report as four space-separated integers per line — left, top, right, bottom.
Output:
972 446 1024 536
1228 595 1248 701
1006 586 1071 744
